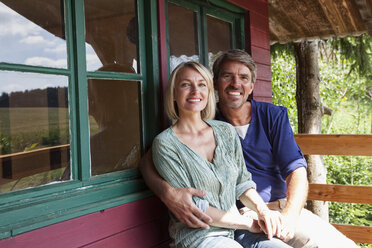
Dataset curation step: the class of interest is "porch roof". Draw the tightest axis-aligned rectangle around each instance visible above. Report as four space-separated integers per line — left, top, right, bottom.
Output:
268 0 372 44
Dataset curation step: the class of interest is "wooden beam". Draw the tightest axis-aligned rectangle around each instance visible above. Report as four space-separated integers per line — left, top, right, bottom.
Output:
294 134 372 156
308 184 372 204
333 224 372 244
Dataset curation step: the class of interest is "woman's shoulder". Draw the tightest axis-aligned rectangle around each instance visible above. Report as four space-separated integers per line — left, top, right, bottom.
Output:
205 119 236 136
153 127 174 146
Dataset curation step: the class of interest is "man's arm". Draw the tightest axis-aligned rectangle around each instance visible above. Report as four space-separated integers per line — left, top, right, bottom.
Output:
138 148 212 229
280 166 308 241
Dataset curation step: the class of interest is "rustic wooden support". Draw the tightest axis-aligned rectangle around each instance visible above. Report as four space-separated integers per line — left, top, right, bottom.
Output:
308 184 372 204
294 134 372 156
333 224 372 244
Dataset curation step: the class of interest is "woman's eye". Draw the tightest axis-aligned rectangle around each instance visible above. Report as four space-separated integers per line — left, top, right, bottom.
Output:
199 83 207 87
181 83 190 87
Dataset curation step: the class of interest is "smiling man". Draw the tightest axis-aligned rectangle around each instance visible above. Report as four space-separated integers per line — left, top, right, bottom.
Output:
140 49 357 248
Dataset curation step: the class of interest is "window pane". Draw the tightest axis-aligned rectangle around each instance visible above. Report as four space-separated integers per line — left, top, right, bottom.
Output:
0 71 70 193
84 0 139 73
207 15 232 69
88 76 141 175
168 3 199 71
0 1 67 68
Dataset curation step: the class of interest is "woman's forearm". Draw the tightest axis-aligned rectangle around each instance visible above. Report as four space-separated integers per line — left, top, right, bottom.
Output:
206 206 259 232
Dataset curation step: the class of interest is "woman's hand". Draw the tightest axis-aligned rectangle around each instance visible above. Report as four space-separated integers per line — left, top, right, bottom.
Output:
256 209 283 239
161 187 212 229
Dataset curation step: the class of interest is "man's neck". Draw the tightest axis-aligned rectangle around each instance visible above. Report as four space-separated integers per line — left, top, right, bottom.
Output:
220 101 252 126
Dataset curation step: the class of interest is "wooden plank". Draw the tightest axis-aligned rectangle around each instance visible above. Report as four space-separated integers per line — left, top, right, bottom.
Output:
251 46 271 66
84 218 169 248
227 0 269 17
294 134 372 156
0 197 169 248
256 63 271 81
253 81 272 98
0 144 70 159
333 224 372 244
251 27 270 49
308 184 372 204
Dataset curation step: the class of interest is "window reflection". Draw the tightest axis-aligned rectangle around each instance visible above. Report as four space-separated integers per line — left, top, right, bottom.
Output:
0 1 67 68
0 71 70 193
207 15 232 69
88 65 141 175
84 0 139 73
168 3 199 71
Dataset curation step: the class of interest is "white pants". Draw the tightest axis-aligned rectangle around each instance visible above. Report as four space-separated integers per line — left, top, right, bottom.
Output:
241 199 358 248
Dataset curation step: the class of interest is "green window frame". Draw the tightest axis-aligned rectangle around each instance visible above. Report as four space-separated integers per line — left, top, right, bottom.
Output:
0 0 160 239
166 0 245 68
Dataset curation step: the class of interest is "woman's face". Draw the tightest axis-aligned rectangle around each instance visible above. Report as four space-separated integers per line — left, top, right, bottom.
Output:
173 67 209 117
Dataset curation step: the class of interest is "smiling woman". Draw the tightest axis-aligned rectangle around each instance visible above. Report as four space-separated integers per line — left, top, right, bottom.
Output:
0 1 67 68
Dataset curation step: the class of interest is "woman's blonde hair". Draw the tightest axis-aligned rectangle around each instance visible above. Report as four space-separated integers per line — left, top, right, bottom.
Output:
166 61 216 123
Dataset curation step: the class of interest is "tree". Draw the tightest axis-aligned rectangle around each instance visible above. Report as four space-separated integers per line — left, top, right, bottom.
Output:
293 41 328 220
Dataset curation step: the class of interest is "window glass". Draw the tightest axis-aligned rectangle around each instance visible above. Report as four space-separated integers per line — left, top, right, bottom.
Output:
88 71 141 175
207 15 232 69
0 71 70 193
84 0 139 73
168 3 199 71
0 1 67 68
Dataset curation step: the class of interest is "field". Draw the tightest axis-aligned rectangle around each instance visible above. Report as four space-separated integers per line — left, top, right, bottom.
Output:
0 107 70 154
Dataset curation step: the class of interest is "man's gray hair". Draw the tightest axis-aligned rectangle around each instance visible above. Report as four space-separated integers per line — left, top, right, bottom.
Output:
212 49 257 83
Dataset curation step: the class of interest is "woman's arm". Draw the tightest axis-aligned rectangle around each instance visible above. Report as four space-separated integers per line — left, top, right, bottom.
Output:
206 206 261 233
139 148 212 229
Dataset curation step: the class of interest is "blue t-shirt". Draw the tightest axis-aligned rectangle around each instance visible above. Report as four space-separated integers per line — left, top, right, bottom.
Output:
216 100 307 202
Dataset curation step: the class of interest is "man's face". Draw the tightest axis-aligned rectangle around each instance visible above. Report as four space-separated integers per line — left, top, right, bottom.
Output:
215 60 254 110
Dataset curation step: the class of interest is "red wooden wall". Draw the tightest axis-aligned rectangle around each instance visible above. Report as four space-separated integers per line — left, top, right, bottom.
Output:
228 0 272 103
0 1 272 247
0 197 170 248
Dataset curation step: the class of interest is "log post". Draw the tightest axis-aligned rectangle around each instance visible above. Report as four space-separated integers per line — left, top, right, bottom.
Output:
294 40 329 221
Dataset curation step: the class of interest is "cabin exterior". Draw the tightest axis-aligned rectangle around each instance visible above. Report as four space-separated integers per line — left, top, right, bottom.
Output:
0 0 370 247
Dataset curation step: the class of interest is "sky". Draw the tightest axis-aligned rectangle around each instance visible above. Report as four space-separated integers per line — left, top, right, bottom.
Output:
0 2 102 94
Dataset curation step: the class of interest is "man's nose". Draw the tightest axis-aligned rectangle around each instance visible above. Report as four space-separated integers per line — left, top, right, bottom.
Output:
230 75 241 87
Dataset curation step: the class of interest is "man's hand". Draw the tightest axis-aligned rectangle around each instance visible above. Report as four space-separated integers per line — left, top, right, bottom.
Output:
161 187 212 229
257 209 283 239
278 211 298 242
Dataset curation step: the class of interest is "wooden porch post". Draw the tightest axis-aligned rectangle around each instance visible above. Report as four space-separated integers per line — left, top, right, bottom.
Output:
294 40 329 221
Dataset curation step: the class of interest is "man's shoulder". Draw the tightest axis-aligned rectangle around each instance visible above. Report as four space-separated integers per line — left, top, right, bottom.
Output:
253 100 287 112
253 100 287 118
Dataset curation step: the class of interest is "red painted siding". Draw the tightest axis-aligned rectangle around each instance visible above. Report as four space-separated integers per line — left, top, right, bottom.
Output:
0 2 273 247
0 197 170 248
227 0 272 102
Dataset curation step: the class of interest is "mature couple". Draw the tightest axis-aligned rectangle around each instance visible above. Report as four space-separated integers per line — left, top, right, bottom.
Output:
140 50 357 248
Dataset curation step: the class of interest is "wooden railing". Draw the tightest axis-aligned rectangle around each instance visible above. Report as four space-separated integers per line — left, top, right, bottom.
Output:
0 144 70 180
294 134 372 244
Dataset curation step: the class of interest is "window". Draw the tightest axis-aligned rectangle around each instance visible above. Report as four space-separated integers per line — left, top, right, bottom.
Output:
0 0 70 193
0 0 159 238
167 0 245 71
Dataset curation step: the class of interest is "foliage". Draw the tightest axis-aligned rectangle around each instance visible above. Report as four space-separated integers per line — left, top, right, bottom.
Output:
270 50 298 130
271 36 372 247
